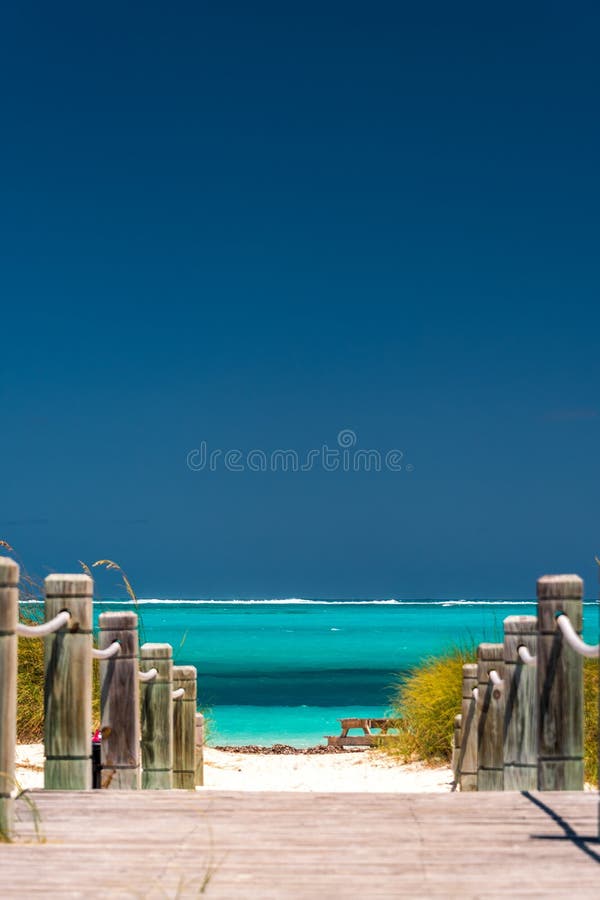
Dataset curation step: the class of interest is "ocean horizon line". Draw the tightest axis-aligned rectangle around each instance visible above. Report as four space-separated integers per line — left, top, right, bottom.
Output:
19 596 598 606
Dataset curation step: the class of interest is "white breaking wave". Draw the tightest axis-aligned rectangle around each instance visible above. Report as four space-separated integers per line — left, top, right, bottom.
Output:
440 600 536 607
91 597 547 606
98 597 403 605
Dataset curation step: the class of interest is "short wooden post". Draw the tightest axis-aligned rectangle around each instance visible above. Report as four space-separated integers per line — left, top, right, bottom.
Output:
503 615 537 790
195 713 205 787
477 643 504 791
537 574 584 790
140 643 173 789
452 714 462 783
0 558 19 838
44 574 93 790
99 611 141 789
172 665 197 789
458 663 478 791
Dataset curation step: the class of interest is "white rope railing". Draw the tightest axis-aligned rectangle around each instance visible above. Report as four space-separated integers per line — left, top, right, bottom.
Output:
471 673 503 701
91 641 120 660
16 610 71 637
172 688 185 700
518 645 536 665
556 614 599 658
138 667 158 682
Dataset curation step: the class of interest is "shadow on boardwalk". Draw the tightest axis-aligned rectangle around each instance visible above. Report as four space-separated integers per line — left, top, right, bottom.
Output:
523 790 600 863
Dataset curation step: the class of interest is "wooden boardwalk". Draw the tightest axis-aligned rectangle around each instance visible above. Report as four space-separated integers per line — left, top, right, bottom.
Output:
1 790 599 898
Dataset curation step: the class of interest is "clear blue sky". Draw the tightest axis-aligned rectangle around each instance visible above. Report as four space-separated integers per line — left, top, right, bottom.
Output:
2 1 599 598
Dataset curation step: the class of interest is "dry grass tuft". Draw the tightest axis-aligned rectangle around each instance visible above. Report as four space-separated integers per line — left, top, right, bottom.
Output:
85 558 146 644
17 607 45 743
583 657 598 786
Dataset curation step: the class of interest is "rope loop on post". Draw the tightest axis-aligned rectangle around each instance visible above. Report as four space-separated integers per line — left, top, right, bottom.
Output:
489 669 503 687
517 645 536 665
138 667 158 682
555 613 599 658
472 687 479 701
16 610 71 637
172 688 185 700
91 641 120 660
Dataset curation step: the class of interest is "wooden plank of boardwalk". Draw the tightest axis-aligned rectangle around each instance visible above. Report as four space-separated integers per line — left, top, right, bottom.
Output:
1 790 598 898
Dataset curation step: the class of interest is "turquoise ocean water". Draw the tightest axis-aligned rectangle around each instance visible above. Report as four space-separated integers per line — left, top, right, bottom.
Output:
87 598 599 748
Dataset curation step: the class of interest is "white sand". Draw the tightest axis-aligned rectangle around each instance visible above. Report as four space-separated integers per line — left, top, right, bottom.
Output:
15 744 45 791
16 743 452 792
203 748 452 792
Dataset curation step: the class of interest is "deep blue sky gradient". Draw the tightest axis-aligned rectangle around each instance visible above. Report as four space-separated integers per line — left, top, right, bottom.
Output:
2 2 599 597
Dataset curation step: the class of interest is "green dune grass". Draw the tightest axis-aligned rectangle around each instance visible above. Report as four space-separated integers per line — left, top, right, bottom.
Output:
387 647 474 764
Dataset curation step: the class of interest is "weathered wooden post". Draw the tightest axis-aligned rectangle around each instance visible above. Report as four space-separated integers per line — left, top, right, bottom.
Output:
0 558 19 838
537 574 584 790
195 713 205 787
140 643 173 789
503 615 537 790
477 643 504 791
452 714 462 783
99 611 141 789
172 665 197 789
459 663 478 791
44 574 93 790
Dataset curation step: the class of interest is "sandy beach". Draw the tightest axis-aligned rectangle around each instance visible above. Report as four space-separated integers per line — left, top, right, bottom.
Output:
16 744 452 793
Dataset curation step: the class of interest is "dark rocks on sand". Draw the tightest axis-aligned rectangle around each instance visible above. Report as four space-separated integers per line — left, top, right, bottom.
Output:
213 743 365 755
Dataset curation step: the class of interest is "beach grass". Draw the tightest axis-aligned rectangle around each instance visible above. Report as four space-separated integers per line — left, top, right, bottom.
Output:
385 646 474 764
16 608 46 743
583 657 598 786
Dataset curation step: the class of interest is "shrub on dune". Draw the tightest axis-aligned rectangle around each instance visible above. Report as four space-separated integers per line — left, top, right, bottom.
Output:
388 647 474 764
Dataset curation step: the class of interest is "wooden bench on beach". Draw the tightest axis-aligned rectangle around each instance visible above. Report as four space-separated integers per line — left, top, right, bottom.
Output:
326 717 401 748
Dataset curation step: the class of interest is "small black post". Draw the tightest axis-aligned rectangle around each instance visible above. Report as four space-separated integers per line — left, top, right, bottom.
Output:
92 730 102 789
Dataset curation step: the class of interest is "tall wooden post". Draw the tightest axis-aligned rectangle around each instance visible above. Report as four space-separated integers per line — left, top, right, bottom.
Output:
172 665 197 789
0 558 19 838
503 615 537 790
195 713 205 787
140 643 173 789
99 611 141 789
459 663 478 791
537 574 584 790
477 643 504 791
44 574 93 790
